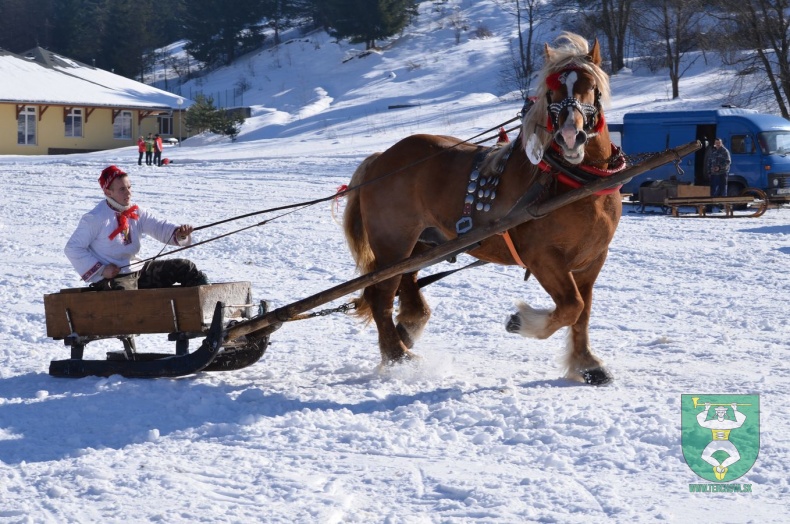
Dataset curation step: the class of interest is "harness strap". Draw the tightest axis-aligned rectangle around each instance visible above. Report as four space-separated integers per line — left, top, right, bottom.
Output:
539 142 626 195
498 230 528 268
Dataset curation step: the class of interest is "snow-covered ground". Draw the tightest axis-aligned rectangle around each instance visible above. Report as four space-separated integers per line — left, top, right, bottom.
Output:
1 2 788 522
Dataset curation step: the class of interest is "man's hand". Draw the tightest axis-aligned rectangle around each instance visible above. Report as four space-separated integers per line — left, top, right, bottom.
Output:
175 225 194 241
101 263 120 279
705 402 711 410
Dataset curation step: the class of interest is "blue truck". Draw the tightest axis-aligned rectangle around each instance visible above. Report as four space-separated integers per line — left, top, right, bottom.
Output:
609 108 790 201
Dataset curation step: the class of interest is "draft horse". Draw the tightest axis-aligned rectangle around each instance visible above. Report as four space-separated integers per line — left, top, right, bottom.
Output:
343 33 624 385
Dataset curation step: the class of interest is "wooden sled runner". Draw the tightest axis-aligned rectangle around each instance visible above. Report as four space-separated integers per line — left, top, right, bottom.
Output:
45 282 276 378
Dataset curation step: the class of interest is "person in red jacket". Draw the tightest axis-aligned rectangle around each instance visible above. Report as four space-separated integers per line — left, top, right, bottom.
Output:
137 136 146 165
153 134 164 166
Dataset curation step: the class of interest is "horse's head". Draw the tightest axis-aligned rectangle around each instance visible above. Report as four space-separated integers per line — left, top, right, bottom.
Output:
524 33 610 166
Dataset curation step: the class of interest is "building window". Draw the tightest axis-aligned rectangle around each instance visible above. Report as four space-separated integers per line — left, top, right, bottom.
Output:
158 114 173 135
17 106 37 145
113 111 132 139
65 108 83 137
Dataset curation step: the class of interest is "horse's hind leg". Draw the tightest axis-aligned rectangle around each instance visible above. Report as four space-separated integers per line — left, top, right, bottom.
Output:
395 271 431 349
365 276 415 363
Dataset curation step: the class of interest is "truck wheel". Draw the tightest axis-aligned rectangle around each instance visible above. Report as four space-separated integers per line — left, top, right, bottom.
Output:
726 182 744 197
727 182 746 210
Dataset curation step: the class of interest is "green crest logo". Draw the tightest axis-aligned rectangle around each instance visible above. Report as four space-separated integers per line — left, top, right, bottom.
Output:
681 394 760 482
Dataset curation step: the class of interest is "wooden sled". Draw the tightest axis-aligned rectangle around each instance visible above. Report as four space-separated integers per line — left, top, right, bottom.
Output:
664 188 768 218
44 282 276 378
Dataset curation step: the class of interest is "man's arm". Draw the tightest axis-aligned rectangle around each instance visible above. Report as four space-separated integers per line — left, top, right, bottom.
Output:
64 213 105 282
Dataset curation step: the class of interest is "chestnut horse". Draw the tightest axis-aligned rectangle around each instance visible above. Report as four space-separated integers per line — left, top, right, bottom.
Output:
343 33 623 385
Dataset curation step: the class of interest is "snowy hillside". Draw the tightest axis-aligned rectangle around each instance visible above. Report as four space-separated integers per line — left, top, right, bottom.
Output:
169 0 757 151
0 1 788 523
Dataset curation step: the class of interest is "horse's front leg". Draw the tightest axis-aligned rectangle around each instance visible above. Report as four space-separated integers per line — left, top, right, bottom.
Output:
505 255 611 385
564 261 611 385
505 262 584 341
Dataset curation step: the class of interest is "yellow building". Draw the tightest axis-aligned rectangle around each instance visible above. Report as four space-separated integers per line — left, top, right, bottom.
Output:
0 48 191 156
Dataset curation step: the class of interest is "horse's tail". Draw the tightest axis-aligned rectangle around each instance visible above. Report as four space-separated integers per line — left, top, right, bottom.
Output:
343 153 381 323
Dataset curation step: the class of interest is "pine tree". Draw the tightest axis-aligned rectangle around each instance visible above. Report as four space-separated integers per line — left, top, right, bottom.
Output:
185 94 245 140
99 0 154 78
52 0 108 64
0 0 56 52
183 0 267 67
258 0 311 45
320 0 418 49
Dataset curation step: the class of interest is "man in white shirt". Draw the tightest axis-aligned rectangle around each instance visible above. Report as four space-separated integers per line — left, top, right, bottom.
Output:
65 165 209 290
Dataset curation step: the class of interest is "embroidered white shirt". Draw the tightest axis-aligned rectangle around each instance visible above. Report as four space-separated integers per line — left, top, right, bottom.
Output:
65 200 190 283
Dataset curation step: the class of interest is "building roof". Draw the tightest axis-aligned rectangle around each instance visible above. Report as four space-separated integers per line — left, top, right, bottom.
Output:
0 47 190 110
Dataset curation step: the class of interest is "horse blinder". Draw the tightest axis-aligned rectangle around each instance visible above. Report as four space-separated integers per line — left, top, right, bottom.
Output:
545 70 602 137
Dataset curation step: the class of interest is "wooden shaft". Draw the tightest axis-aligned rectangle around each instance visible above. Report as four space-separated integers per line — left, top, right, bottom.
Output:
224 141 701 342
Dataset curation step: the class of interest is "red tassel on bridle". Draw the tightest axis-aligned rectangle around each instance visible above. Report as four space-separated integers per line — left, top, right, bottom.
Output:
333 184 349 216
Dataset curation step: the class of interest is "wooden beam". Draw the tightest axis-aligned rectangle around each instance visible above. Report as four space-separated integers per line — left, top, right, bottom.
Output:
137 110 153 126
223 141 703 341
38 105 49 121
85 107 95 123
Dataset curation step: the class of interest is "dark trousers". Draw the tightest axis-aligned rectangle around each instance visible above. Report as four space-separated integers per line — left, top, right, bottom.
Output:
138 152 144 165
710 174 728 197
91 259 208 291
145 151 153 165
154 151 162 166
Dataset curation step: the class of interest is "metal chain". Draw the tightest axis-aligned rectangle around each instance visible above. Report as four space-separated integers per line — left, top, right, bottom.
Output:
287 301 357 322
620 149 687 177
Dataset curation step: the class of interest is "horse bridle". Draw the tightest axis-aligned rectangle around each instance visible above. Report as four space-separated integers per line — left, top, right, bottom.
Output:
545 70 603 138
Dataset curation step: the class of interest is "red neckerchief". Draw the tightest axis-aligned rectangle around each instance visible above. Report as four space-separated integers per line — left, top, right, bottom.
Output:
108 204 140 240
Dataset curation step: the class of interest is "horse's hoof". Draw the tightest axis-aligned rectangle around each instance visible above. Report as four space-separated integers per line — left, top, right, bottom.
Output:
378 351 420 370
505 314 521 333
582 367 613 386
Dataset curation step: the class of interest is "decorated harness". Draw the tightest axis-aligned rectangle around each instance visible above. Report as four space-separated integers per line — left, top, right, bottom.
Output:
454 67 627 268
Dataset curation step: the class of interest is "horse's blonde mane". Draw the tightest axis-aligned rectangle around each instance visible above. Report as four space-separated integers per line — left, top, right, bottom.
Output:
522 32 611 151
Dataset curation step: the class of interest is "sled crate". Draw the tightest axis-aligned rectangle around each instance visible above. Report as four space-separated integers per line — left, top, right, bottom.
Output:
638 184 710 206
676 185 711 198
44 282 253 339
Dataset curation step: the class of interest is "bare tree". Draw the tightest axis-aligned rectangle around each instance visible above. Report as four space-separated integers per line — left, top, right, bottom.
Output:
631 0 707 99
495 0 553 97
598 0 633 72
558 0 634 73
448 12 468 45
716 0 790 117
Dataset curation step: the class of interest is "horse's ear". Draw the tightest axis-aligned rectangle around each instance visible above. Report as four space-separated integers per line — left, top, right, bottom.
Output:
588 39 602 66
544 42 553 60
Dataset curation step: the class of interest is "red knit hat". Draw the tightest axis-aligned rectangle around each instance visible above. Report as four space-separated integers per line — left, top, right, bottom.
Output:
99 165 127 189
